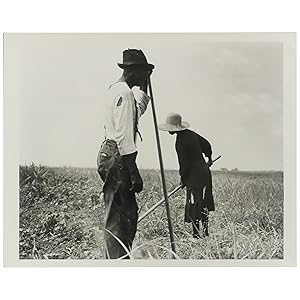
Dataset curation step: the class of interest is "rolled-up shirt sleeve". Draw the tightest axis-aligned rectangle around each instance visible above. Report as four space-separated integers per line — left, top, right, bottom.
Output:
132 87 151 118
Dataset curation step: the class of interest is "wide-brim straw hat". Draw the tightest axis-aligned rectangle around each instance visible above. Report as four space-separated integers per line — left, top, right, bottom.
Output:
117 49 154 70
159 113 190 132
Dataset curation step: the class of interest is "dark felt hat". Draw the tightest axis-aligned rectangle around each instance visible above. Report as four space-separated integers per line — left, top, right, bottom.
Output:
117 49 154 70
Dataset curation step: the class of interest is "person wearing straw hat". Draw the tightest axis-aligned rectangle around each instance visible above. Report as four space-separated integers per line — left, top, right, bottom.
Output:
97 49 154 258
159 113 215 238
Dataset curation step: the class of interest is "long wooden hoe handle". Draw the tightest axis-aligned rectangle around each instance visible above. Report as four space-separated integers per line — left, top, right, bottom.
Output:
148 76 177 257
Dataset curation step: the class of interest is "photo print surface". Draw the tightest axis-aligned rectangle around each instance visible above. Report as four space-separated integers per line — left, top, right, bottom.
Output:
3 33 296 266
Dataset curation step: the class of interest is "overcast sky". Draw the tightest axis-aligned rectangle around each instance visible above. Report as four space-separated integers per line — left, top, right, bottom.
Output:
6 33 283 171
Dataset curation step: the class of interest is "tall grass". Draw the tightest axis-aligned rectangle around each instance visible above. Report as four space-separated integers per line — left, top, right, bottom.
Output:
19 164 283 259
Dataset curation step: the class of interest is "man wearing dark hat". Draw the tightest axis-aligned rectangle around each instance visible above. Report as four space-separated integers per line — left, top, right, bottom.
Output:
159 113 215 238
97 49 154 258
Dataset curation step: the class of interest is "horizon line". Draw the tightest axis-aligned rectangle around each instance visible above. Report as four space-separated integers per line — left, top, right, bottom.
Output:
18 163 283 173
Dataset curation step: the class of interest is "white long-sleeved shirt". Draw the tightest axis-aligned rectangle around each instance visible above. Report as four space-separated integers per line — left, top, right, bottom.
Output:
103 82 151 155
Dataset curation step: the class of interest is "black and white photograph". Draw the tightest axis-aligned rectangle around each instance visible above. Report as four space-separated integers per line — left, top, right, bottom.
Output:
3 33 296 266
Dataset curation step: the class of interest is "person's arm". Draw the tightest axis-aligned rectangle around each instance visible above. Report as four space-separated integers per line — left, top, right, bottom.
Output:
121 151 143 193
132 87 151 119
114 89 145 193
139 79 148 94
139 69 153 93
114 90 137 156
197 134 213 166
176 140 190 187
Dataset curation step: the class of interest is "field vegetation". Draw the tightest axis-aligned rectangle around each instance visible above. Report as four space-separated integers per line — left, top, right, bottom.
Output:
19 164 283 259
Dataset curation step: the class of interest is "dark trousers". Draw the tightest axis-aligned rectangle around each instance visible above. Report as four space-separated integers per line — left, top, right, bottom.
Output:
103 184 138 259
185 188 209 237
97 140 138 259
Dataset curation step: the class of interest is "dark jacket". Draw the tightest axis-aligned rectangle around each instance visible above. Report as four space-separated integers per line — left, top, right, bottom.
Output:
175 129 214 211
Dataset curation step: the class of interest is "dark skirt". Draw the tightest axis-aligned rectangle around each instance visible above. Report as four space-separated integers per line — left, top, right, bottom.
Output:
184 184 214 223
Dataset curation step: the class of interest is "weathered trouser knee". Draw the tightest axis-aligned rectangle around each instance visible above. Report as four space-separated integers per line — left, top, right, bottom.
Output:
100 169 138 259
97 139 138 259
103 187 138 259
105 182 138 258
